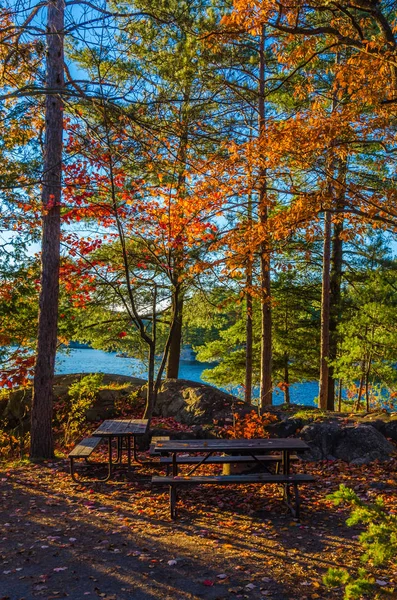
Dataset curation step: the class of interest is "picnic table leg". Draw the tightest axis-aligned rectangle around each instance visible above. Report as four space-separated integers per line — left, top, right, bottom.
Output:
106 436 113 480
282 482 301 520
127 436 132 471
70 457 78 482
115 437 123 463
170 485 177 519
172 453 178 476
293 483 300 520
282 450 290 475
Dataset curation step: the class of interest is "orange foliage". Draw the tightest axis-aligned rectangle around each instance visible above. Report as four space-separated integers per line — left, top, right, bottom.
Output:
222 410 278 439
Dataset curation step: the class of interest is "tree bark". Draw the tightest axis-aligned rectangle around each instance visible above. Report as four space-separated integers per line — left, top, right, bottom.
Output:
283 352 290 404
319 209 332 410
337 379 343 411
245 192 253 405
144 342 156 421
165 85 190 378
166 294 183 379
30 0 64 459
327 158 347 410
258 24 272 409
355 361 366 411
245 258 253 404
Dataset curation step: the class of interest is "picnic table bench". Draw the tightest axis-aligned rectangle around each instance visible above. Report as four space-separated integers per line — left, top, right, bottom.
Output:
69 437 104 481
152 438 314 520
69 419 149 482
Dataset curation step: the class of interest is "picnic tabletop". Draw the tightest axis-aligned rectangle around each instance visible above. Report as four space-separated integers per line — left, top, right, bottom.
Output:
92 419 149 437
154 437 310 453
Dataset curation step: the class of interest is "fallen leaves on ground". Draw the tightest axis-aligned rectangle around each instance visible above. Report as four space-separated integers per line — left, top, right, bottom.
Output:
0 451 396 599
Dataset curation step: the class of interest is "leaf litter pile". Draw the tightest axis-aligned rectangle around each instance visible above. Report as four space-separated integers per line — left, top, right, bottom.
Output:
0 455 396 600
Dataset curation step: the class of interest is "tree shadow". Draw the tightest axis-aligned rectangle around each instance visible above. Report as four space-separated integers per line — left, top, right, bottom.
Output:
0 461 366 600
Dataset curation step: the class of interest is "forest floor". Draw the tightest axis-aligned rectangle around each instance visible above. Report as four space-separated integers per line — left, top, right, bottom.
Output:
0 455 396 600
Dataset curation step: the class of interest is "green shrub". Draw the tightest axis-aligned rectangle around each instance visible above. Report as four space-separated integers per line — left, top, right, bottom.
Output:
64 373 104 445
324 484 397 599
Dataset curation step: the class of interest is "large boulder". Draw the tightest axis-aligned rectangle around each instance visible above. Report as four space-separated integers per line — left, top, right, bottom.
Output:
154 379 242 425
384 420 397 441
357 413 397 442
300 421 341 460
266 416 305 438
334 425 395 464
300 421 395 463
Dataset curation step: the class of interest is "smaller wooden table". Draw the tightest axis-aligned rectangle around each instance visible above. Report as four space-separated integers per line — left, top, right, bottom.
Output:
92 419 148 480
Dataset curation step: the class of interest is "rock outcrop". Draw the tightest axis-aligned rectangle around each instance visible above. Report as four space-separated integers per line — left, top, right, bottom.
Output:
300 421 395 463
154 379 242 425
1 373 396 464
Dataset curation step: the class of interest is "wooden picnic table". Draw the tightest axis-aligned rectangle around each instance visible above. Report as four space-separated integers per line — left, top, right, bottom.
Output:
154 438 309 476
152 437 314 519
91 419 149 480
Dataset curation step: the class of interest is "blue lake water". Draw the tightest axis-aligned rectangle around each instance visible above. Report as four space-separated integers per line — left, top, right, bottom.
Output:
55 348 319 407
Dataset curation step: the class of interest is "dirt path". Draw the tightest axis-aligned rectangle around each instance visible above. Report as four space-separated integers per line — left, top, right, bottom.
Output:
0 458 395 600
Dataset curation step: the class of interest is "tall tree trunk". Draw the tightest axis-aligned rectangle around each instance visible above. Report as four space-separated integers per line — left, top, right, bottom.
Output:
365 357 371 412
245 192 253 405
258 24 272 409
355 359 366 411
30 0 64 459
245 258 253 404
144 286 158 421
327 159 347 410
165 85 190 377
166 294 183 379
319 209 332 410
283 352 290 404
319 52 342 412
144 343 156 421
337 379 342 412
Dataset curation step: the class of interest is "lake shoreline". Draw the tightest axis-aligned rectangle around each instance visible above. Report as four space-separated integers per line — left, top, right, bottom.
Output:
55 347 319 407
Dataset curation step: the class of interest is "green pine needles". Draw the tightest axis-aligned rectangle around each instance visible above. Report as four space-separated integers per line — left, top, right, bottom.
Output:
323 484 397 599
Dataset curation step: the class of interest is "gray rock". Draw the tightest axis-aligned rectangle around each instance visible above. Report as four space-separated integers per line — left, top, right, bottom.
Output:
300 421 341 460
85 389 118 421
384 419 397 442
154 379 241 425
334 425 394 464
266 417 304 438
299 420 395 463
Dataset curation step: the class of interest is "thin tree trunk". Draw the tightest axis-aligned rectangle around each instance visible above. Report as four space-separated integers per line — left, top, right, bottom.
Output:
355 361 366 411
155 285 182 401
319 209 332 410
143 286 158 421
245 259 253 404
337 379 342 412
365 363 370 412
245 192 253 405
258 24 272 409
166 294 183 379
144 343 156 421
328 158 347 410
30 0 64 459
283 352 290 404
320 53 342 413
328 222 343 409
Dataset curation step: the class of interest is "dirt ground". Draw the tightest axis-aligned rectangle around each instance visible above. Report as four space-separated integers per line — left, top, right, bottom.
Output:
0 457 396 600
